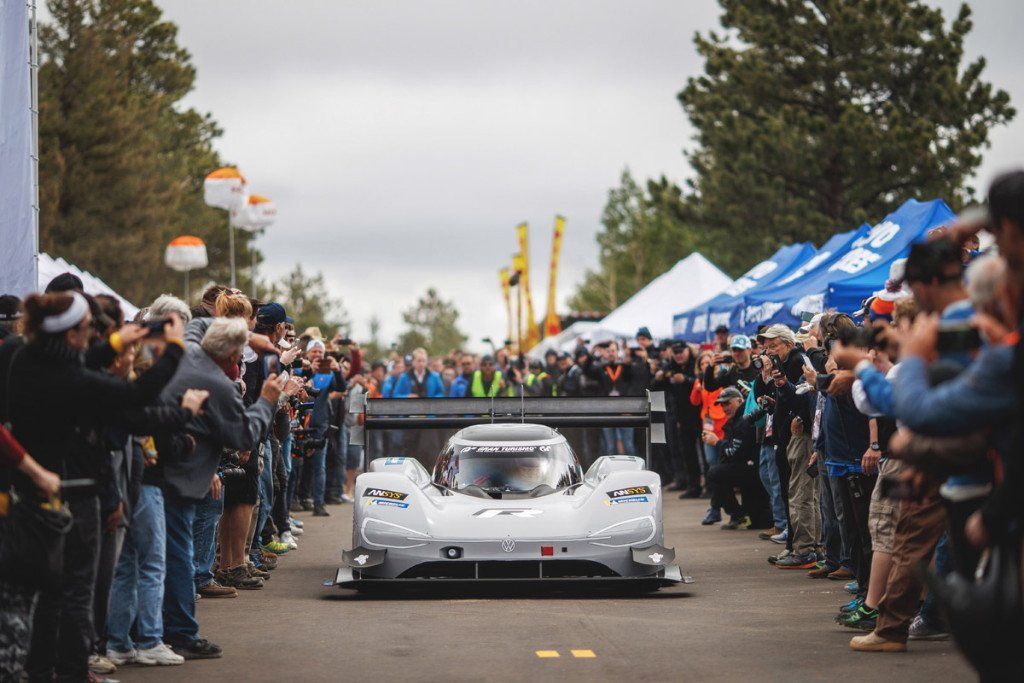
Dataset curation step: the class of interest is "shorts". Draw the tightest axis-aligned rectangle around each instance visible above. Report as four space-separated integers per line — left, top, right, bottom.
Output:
344 443 364 471
223 451 260 507
868 458 903 554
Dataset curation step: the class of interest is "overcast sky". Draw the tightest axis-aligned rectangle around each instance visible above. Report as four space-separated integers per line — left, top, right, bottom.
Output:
153 0 1023 349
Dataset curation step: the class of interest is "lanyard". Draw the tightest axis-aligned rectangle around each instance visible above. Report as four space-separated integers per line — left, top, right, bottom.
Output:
605 364 622 383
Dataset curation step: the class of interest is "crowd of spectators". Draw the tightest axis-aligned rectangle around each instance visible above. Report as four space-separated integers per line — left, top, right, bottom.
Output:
1 171 1023 680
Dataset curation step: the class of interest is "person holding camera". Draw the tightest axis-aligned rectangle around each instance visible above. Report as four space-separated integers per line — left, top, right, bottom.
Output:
705 387 768 530
0 289 185 681
296 338 347 517
652 342 701 498
702 334 758 391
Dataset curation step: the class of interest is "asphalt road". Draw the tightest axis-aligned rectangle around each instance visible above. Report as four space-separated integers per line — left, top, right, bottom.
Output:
119 496 973 683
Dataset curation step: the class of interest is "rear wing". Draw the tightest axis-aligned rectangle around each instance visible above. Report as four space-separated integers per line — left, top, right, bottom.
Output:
349 393 667 464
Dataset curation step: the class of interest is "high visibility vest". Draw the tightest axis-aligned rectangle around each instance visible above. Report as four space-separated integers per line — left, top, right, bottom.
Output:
526 372 554 396
471 370 502 398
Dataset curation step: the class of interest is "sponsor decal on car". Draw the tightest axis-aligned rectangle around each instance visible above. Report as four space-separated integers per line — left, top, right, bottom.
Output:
604 495 650 506
363 487 408 501
459 445 551 453
606 486 652 499
473 508 543 518
368 499 410 509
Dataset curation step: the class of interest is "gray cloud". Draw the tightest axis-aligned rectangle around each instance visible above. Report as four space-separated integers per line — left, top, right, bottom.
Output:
152 0 1022 346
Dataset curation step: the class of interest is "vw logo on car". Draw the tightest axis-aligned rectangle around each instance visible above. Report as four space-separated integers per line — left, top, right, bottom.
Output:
500 538 516 553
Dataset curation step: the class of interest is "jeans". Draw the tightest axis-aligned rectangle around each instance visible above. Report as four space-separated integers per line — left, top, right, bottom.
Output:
107 485 166 652
192 489 223 589
601 427 634 455
253 438 273 546
162 495 199 644
27 493 101 682
758 444 787 529
819 471 851 572
311 442 328 507
280 430 293 476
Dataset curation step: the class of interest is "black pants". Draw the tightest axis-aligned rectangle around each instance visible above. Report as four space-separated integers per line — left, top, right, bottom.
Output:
27 493 101 683
272 435 291 536
91 525 124 654
707 461 759 517
839 473 877 596
944 497 985 579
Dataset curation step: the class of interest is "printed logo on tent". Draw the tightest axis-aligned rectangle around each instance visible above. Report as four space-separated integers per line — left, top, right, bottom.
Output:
692 313 709 334
708 311 731 331
723 260 778 296
743 301 785 325
672 315 690 336
774 251 833 287
791 294 825 317
828 221 900 275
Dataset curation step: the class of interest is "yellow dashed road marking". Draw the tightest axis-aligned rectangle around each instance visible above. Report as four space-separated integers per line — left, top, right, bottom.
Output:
535 650 560 658
571 649 596 658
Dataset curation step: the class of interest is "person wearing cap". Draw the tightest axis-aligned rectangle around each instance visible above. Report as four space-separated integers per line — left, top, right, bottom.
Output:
653 342 701 497
295 338 346 516
543 349 561 380
713 324 731 354
702 334 757 392
0 294 22 342
524 359 554 397
704 386 768 530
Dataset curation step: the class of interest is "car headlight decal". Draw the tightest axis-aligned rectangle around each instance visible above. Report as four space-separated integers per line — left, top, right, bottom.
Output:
361 518 431 549
587 515 656 548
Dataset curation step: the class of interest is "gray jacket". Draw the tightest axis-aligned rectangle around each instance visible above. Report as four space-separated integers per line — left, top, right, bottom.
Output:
158 344 274 500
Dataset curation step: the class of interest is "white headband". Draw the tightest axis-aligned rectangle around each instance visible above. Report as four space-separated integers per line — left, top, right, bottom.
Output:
306 339 325 352
41 292 89 334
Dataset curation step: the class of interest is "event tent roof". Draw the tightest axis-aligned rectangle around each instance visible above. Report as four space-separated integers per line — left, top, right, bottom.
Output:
672 242 816 342
739 198 955 332
596 252 731 339
37 253 140 320
525 321 597 358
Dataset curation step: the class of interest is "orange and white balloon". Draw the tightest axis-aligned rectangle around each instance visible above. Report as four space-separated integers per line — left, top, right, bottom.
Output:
231 193 277 231
164 236 209 272
203 167 247 210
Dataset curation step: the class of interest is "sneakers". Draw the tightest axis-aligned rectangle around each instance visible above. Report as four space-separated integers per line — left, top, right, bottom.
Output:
807 564 836 579
280 531 298 549
908 615 950 641
844 579 860 594
839 596 862 615
290 518 304 528
849 632 906 653
259 550 279 570
837 605 878 631
323 494 344 505
135 642 185 666
775 552 817 569
313 506 331 517
721 514 751 530
246 560 271 580
105 649 136 666
218 565 264 590
827 567 855 581
758 527 782 540
769 529 788 544
197 580 237 599
700 508 722 525
340 493 354 503
168 637 223 660
767 549 791 565
289 523 304 536
262 539 291 554
89 654 117 674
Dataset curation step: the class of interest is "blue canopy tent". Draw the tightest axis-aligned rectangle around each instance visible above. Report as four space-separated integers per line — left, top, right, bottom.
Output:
672 241 816 341
825 201 955 313
740 198 955 333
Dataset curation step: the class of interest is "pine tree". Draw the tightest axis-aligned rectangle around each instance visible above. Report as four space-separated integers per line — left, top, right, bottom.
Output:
262 264 350 335
397 288 468 356
675 0 1014 275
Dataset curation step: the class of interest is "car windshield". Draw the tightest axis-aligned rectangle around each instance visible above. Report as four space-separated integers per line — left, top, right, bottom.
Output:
433 441 582 499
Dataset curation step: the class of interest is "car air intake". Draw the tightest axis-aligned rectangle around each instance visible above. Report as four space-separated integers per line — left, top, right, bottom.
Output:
397 560 619 580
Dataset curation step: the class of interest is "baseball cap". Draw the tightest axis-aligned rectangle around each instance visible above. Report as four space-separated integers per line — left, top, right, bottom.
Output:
729 334 751 350
714 386 744 404
256 302 293 326
671 342 688 353
0 294 22 321
714 324 730 335
635 326 653 340
756 324 796 345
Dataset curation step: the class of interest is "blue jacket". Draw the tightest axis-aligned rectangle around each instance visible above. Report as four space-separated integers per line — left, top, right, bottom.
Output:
449 373 471 398
393 370 446 398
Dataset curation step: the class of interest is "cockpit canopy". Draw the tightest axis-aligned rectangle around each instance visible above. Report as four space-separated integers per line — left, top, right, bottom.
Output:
432 424 582 499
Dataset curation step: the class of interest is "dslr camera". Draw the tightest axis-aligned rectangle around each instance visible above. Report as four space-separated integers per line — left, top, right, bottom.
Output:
218 451 246 480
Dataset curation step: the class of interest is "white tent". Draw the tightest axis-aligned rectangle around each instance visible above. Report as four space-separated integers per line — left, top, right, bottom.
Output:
595 253 732 339
525 321 597 358
37 253 140 320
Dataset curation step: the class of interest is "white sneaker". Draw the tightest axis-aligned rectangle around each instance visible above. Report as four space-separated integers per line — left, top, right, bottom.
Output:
135 642 185 666
90 653 118 672
340 493 354 503
281 531 298 549
105 649 136 666
289 524 304 536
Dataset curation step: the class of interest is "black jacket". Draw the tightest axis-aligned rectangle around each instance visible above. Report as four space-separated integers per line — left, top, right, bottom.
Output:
753 347 810 448
0 337 182 498
717 409 765 466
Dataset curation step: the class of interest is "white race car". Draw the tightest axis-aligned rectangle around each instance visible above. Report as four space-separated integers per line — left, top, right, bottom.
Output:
332 412 687 591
